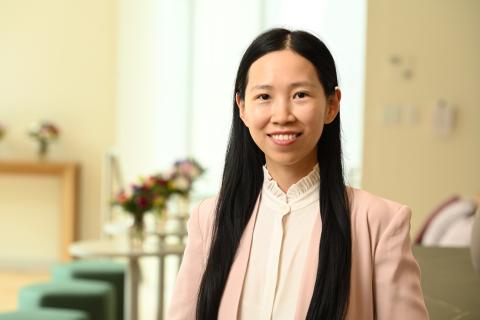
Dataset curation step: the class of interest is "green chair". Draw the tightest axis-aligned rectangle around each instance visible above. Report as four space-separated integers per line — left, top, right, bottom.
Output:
52 260 125 320
0 308 89 320
18 280 115 320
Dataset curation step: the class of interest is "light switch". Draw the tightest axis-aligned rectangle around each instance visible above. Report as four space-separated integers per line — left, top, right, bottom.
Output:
405 104 420 125
383 104 402 125
432 99 456 137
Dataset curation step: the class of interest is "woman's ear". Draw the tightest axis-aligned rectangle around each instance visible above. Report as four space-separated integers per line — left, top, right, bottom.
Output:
325 87 341 124
236 92 248 126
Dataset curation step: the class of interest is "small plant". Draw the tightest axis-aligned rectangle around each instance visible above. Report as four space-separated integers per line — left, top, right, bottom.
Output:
0 123 6 141
28 121 60 158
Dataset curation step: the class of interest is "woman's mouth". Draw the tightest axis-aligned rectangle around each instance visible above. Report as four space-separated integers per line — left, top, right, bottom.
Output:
267 132 302 146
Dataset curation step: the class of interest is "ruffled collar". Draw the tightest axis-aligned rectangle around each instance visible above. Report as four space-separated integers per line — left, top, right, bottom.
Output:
262 164 320 205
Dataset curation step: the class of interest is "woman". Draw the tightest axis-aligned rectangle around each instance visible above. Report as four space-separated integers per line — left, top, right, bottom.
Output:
168 28 429 320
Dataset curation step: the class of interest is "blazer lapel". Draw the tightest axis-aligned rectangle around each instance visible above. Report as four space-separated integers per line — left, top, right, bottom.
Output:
294 211 322 319
218 194 262 319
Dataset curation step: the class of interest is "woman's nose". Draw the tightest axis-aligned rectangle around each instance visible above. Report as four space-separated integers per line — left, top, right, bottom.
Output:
271 99 295 124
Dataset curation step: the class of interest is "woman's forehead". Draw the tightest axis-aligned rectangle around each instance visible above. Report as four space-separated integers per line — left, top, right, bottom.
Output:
246 50 321 89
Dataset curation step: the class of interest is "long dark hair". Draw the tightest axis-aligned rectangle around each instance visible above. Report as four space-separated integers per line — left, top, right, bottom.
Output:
196 28 352 320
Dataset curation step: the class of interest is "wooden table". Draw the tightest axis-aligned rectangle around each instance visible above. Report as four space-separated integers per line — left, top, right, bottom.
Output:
0 160 78 261
69 238 185 320
413 246 480 320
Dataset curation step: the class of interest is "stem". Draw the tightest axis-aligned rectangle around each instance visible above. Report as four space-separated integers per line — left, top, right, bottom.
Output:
38 140 48 158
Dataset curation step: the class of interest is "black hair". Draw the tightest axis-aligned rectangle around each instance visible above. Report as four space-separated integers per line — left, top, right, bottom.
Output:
196 28 351 320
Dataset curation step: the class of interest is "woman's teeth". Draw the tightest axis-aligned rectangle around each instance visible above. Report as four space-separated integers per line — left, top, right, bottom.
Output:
271 134 297 141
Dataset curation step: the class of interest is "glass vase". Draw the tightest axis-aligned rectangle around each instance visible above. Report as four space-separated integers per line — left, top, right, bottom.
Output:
154 207 167 233
38 140 49 160
129 212 146 249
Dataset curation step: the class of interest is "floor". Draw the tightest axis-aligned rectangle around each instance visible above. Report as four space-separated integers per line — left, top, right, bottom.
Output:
0 256 179 320
0 271 50 312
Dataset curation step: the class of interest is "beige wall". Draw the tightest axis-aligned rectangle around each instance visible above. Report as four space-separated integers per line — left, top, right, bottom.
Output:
363 0 480 234
0 0 116 265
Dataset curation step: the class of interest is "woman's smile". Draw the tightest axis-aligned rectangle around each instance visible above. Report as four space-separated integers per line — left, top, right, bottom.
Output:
267 131 303 146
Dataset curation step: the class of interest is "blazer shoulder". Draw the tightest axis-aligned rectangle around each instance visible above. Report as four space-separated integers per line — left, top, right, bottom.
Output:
349 188 412 246
191 195 218 241
350 188 406 215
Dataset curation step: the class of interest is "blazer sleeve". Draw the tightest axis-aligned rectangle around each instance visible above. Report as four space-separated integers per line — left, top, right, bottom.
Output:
167 201 206 320
373 205 430 319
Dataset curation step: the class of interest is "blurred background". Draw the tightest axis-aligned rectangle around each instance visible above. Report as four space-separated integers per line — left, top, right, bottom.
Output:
0 0 479 319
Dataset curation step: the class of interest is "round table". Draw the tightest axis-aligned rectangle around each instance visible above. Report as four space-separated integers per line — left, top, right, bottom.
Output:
69 237 185 320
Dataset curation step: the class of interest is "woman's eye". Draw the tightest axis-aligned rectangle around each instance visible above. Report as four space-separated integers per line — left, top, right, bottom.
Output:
293 92 308 99
257 94 270 101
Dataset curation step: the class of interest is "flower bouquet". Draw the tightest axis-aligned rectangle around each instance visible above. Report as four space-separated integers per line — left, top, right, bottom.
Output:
112 158 204 242
113 179 157 242
28 121 60 159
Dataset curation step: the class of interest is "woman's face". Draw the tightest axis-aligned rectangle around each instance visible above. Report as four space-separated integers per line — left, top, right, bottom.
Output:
236 49 340 171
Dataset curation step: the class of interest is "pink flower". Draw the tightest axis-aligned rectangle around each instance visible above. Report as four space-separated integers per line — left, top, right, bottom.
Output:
177 159 203 179
115 190 129 204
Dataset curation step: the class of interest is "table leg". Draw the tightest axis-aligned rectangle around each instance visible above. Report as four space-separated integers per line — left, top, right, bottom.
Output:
157 255 164 320
179 253 183 267
126 257 140 320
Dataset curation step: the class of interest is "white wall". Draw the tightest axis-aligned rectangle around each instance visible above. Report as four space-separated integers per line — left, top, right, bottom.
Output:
263 0 367 186
116 0 191 183
190 0 265 195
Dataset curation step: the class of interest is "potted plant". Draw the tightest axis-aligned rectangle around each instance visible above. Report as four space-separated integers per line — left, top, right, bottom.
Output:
0 122 6 143
28 121 60 159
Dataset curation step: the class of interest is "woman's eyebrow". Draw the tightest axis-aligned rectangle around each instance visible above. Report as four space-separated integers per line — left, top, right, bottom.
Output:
250 82 315 92
289 81 315 88
250 84 273 92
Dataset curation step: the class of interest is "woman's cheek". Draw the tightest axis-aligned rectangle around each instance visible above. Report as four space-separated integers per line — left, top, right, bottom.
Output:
250 106 271 128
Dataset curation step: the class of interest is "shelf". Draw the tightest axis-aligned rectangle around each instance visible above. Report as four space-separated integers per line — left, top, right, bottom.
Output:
0 160 79 261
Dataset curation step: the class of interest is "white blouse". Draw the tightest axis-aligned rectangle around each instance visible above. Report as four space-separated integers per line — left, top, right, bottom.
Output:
239 164 320 320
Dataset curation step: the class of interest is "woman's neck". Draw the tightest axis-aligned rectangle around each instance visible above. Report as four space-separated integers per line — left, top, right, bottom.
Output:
265 160 319 192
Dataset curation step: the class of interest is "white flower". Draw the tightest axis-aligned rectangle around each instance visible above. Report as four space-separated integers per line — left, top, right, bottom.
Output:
172 176 191 192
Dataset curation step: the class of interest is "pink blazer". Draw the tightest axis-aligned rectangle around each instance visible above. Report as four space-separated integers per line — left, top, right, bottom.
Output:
167 188 429 319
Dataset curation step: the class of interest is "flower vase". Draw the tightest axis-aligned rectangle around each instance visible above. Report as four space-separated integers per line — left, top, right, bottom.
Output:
154 207 167 234
129 213 146 249
38 140 49 160
174 195 190 235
